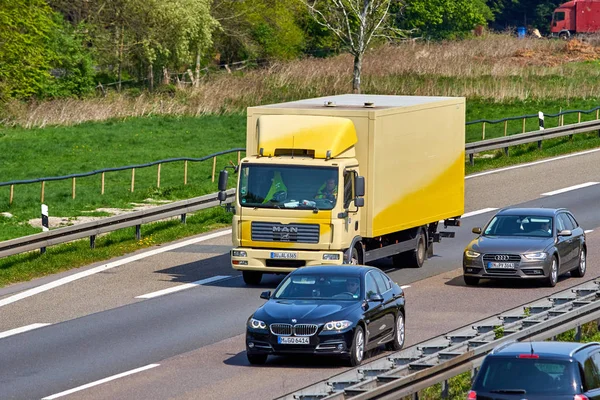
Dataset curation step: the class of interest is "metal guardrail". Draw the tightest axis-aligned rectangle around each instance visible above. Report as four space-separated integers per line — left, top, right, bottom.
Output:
278 280 600 400
0 189 235 259
466 119 600 165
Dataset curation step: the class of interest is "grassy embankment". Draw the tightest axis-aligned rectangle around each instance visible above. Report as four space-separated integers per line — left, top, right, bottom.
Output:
2 33 600 287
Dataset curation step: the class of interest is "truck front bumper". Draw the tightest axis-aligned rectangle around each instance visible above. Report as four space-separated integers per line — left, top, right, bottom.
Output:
231 248 344 273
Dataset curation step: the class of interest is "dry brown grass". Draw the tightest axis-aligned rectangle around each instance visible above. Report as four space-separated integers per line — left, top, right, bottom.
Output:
5 33 600 127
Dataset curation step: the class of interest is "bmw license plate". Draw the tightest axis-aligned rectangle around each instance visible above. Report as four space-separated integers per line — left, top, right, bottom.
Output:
487 262 515 269
278 336 309 345
270 252 297 259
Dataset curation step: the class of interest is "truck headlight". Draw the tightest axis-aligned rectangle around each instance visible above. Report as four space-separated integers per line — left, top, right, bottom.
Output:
465 250 480 258
524 252 547 261
232 250 247 257
323 253 340 260
248 318 267 330
324 320 352 331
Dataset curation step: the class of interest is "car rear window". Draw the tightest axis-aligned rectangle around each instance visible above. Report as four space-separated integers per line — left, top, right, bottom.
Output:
472 357 578 395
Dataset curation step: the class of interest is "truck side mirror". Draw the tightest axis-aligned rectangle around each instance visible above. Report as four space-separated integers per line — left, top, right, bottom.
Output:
355 197 365 207
355 176 365 197
218 170 228 191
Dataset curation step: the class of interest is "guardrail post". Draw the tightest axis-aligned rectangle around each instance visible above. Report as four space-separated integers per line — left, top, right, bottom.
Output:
469 153 474 166
41 181 45 203
412 392 419 400
41 204 48 254
136 224 141 241
184 160 188 185
181 213 187 224
538 112 544 150
131 168 135 192
90 235 96 249
481 122 485 140
441 380 449 398
575 324 582 342
212 156 217 182
72 177 76 199
101 172 105 195
9 184 14 205
504 147 509 157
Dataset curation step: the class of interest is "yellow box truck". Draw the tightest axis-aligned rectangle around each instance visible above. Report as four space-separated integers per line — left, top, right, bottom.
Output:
217 94 465 285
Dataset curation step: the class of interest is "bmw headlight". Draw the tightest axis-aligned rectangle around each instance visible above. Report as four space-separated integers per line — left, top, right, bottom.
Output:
248 318 267 330
323 320 352 331
524 252 547 261
464 250 480 258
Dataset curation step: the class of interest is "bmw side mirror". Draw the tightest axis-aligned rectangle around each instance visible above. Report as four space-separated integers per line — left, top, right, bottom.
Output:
472 227 482 234
368 293 384 302
260 291 271 300
557 229 572 237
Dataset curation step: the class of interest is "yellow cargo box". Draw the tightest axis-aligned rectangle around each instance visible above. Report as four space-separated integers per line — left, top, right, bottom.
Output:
246 94 465 238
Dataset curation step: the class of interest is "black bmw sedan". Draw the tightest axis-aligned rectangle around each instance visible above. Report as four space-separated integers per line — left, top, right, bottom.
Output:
245 265 406 366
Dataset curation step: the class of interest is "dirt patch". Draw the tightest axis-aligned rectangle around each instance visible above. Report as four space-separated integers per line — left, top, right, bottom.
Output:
511 39 600 67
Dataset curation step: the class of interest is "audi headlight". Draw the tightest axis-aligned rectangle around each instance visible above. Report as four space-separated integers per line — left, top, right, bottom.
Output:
323 320 352 331
232 250 247 257
248 318 267 330
524 252 547 261
465 250 480 258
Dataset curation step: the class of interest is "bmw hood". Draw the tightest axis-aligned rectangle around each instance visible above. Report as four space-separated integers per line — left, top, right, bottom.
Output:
254 300 359 323
468 236 554 254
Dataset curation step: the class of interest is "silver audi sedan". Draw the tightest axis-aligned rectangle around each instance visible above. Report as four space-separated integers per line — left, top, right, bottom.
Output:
463 207 587 287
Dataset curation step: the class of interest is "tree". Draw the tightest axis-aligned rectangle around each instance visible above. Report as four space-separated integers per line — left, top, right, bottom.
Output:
300 0 405 93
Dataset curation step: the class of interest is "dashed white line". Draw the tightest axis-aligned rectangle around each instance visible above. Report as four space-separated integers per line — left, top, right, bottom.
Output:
466 148 600 179
462 208 499 218
0 229 232 309
136 275 231 299
0 323 51 339
585 230 594 234
400 285 411 290
42 364 160 399
541 182 599 196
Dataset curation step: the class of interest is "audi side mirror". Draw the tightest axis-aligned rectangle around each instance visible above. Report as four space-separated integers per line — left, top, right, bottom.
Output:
557 229 572 237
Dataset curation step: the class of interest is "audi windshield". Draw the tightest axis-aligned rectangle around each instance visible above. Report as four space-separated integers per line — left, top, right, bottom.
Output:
483 215 553 238
239 164 339 210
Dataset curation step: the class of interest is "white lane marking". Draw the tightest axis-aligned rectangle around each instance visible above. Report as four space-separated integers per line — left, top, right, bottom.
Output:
0 323 51 339
0 229 232 309
400 285 411 290
136 275 231 299
462 208 498 218
541 182 599 196
42 364 160 399
466 148 600 179
586 230 594 234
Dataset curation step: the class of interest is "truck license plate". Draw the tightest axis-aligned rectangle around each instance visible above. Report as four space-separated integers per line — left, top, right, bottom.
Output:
487 262 515 269
271 252 297 259
278 336 309 344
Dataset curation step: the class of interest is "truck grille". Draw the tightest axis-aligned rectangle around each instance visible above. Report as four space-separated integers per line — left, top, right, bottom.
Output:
252 222 319 244
270 323 319 336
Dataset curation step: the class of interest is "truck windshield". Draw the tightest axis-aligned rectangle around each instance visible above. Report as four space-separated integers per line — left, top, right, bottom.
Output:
239 164 339 210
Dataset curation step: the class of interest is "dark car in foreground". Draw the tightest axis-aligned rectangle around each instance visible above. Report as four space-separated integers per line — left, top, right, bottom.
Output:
245 265 406 366
463 207 587 287
468 341 600 399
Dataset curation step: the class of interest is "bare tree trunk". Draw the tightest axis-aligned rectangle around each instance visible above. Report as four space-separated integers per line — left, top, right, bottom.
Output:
148 63 154 92
353 52 363 94
195 52 201 87
117 25 124 93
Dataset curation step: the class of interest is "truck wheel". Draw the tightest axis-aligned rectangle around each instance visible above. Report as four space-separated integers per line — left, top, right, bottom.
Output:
349 245 362 265
559 32 569 40
243 271 263 285
407 232 426 268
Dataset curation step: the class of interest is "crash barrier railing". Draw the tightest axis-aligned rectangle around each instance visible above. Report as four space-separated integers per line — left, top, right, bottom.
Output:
277 279 600 400
0 189 235 259
466 105 600 140
0 148 245 205
466 118 600 166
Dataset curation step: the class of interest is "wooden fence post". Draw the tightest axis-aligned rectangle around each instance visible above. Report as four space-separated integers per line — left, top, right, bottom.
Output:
212 156 217 182
101 172 105 195
131 168 135 192
72 177 76 199
10 185 14 205
41 181 45 203
504 120 507 136
481 122 485 140
184 160 188 185
237 151 241 165
522 118 526 133
157 163 161 188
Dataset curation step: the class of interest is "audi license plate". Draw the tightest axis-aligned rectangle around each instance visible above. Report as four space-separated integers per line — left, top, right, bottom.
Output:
487 262 516 269
278 336 309 345
270 252 297 259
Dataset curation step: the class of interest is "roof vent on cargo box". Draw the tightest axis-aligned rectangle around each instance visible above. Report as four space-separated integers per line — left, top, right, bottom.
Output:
363 102 374 108
324 101 336 107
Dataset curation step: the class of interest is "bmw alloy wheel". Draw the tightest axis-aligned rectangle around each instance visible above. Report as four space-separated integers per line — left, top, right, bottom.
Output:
396 314 405 347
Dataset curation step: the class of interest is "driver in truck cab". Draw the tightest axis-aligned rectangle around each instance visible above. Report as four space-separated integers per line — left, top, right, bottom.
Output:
262 170 287 203
315 177 337 202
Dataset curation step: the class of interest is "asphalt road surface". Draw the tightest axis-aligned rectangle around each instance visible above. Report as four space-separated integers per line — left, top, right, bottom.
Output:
1 149 600 400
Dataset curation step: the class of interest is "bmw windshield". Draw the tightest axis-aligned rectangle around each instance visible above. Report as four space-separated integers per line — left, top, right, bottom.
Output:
239 164 339 210
483 215 553 238
274 274 362 300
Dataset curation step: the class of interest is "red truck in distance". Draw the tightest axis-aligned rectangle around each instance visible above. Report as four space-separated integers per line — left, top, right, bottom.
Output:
551 0 600 39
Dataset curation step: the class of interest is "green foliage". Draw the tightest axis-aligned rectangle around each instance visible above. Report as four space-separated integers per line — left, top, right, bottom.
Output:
487 0 561 34
399 0 493 39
